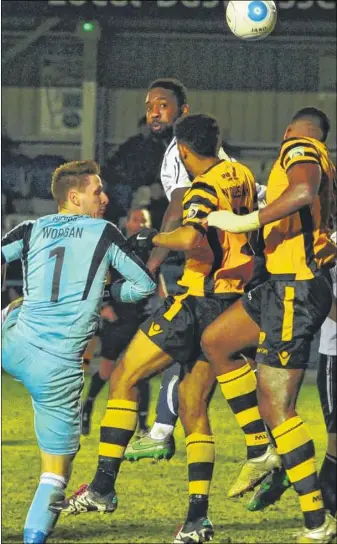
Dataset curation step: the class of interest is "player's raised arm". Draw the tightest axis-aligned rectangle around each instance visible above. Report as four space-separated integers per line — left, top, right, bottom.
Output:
257 150 321 227
146 186 186 274
207 110 334 234
152 223 203 252
107 223 156 303
150 115 223 253
146 123 236 268
152 177 218 251
145 79 190 275
207 151 322 233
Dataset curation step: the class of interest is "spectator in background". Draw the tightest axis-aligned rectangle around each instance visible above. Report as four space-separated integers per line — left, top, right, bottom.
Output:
131 185 151 210
147 182 167 231
103 115 168 224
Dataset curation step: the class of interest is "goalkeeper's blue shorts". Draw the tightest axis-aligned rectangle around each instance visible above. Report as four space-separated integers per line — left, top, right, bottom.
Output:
2 322 84 456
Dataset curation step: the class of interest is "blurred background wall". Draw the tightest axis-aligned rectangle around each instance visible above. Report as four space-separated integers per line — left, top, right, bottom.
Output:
2 0 336 161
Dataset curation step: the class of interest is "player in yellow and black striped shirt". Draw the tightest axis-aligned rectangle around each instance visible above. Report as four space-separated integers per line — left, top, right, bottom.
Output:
176 147 256 297
51 115 278 543
201 107 337 543
264 135 336 278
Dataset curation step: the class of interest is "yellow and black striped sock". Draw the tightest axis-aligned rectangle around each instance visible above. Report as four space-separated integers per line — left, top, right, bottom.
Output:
186 433 215 521
272 416 325 529
217 363 269 459
91 399 138 495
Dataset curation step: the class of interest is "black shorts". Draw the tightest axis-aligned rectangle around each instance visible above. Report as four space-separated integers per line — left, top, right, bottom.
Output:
160 256 186 296
100 318 142 361
317 353 336 433
242 274 332 369
139 293 240 368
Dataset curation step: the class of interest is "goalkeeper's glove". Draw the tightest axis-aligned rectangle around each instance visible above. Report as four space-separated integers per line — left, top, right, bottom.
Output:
207 210 260 233
127 228 158 252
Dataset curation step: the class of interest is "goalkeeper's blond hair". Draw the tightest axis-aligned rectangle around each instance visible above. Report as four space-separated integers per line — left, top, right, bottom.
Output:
51 160 100 206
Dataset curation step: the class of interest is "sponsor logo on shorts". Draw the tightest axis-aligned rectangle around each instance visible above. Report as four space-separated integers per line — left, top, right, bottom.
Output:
278 350 291 366
148 322 163 337
258 331 266 345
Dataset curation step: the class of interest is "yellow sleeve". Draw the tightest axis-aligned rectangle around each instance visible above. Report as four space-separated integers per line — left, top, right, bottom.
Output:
280 138 320 172
182 179 219 235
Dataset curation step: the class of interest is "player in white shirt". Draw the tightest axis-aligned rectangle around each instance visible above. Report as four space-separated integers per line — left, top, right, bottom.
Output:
127 79 194 462
160 134 266 205
160 135 237 202
125 78 267 462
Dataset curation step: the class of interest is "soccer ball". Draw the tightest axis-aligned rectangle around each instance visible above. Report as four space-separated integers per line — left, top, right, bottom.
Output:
226 1 277 41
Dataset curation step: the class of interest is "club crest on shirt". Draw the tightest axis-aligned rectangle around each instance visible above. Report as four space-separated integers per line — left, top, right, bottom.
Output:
288 146 305 159
187 204 200 219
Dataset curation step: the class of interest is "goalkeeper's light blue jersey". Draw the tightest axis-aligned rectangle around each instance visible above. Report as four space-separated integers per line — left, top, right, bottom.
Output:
1 213 156 358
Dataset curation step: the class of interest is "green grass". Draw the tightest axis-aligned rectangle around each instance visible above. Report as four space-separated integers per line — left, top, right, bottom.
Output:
1 372 328 544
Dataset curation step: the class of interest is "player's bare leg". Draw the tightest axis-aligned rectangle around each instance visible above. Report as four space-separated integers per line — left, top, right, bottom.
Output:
201 299 281 498
257 364 336 542
40 451 75 482
50 330 174 516
201 298 261 375
105 330 171 400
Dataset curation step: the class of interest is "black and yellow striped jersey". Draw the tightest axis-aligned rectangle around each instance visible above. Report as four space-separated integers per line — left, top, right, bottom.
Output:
264 137 336 279
178 160 256 296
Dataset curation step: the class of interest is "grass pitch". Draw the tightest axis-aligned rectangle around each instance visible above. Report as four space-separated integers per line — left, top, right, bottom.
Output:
1 371 328 543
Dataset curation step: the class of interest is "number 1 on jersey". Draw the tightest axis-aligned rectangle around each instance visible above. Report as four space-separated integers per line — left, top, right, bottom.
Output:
49 246 65 302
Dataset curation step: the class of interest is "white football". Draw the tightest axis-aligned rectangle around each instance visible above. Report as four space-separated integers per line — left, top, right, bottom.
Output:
226 1 277 41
